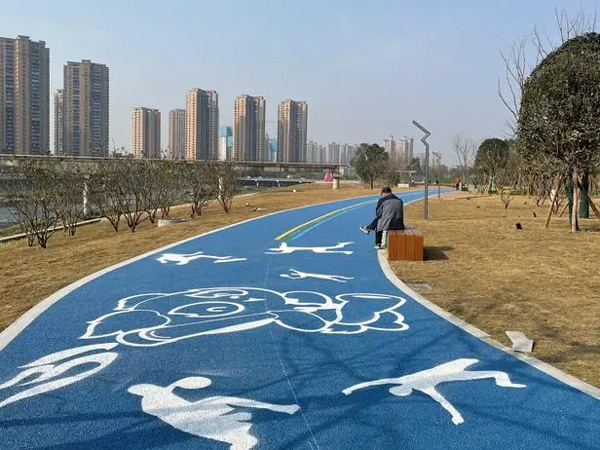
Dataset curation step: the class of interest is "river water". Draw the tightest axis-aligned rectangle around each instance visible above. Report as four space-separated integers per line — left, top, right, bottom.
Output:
0 205 16 229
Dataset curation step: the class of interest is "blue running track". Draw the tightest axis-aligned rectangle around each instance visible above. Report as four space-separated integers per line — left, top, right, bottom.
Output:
0 190 599 450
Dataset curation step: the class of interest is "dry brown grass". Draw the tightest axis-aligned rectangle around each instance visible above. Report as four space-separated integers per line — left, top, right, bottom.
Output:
0 182 378 332
393 192 600 387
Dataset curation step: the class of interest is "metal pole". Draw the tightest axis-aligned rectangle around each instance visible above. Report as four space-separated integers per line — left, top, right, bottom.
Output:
412 120 431 219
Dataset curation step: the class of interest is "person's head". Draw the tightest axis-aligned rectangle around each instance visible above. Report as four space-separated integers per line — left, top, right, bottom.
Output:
381 186 392 196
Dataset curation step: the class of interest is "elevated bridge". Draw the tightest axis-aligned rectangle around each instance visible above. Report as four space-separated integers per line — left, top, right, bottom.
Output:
0 155 344 176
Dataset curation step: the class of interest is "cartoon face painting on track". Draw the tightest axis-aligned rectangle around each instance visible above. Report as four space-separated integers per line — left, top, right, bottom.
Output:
81 287 409 347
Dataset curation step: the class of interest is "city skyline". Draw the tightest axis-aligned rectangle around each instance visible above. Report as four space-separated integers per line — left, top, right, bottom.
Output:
1 2 597 163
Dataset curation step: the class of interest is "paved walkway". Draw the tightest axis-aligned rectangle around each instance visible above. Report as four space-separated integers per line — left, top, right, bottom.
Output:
0 190 599 449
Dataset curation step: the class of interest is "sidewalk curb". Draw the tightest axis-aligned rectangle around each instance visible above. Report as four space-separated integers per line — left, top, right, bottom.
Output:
377 251 600 401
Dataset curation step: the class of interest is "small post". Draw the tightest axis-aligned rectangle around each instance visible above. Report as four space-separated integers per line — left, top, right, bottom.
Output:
412 120 431 219
82 176 90 218
332 174 340 190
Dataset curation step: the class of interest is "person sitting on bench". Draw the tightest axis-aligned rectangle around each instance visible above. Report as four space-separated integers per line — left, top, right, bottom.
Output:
360 186 405 249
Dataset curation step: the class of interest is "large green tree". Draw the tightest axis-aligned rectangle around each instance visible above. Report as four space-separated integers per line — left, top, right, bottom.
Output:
518 32 600 231
350 143 389 189
474 138 509 193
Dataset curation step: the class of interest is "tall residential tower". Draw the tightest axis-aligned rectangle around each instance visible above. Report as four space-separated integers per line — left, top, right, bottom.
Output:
130 107 161 159
277 99 308 163
168 109 185 159
0 35 50 155
232 95 266 161
54 90 64 155
63 60 109 156
185 89 219 160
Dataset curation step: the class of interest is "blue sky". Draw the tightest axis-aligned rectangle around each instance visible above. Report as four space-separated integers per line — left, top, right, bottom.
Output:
1 0 598 163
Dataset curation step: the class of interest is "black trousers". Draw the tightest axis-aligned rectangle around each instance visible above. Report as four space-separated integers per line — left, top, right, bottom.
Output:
366 218 383 246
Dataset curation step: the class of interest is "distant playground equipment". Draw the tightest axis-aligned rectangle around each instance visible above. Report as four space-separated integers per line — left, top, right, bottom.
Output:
323 172 340 189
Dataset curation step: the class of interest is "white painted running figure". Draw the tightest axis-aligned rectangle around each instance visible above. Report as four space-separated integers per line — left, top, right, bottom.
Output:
265 242 353 255
280 269 354 283
343 358 526 425
157 251 247 266
128 376 299 450
0 343 119 410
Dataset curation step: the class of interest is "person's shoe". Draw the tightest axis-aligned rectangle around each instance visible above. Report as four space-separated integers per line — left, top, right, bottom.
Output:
360 226 370 234
379 244 387 249
374 244 381 249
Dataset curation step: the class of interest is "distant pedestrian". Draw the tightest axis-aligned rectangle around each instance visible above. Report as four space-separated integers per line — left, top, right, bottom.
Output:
454 176 460 191
360 186 404 249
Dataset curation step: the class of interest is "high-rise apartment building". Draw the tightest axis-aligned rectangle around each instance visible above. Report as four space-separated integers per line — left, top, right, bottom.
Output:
0 35 50 155
232 95 266 161
185 88 219 160
218 125 233 161
54 89 63 155
265 133 278 162
63 60 109 156
277 100 308 163
168 109 185 159
397 137 414 165
306 140 319 163
326 142 340 164
130 107 161 159
383 135 395 155
339 143 356 165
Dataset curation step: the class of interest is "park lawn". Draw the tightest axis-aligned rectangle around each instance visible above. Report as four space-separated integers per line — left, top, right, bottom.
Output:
0 182 378 333
394 193 600 388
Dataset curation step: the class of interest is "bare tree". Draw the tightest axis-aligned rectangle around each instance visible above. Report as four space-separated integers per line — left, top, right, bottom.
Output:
90 160 125 232
157 160 182 219
182 162 216 218
498 37 530 134
1 158 60 248
212 161 238 214
120 160 148 232
494 147 521 209
453 135 477 186
53 166 86 236
138 160 163 224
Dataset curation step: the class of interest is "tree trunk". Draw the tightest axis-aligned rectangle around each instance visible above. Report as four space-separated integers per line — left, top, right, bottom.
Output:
579 173 590 219
545 175 561 228
578 184 600 220
571 171 580 232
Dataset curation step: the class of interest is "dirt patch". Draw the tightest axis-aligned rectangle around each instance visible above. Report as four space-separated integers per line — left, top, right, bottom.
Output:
392 194 600 387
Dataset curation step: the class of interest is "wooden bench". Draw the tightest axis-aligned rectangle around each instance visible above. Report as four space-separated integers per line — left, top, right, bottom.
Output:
387 228 424 261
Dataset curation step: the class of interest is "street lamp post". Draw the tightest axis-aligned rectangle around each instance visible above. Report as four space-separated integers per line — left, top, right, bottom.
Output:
412 120 431 219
